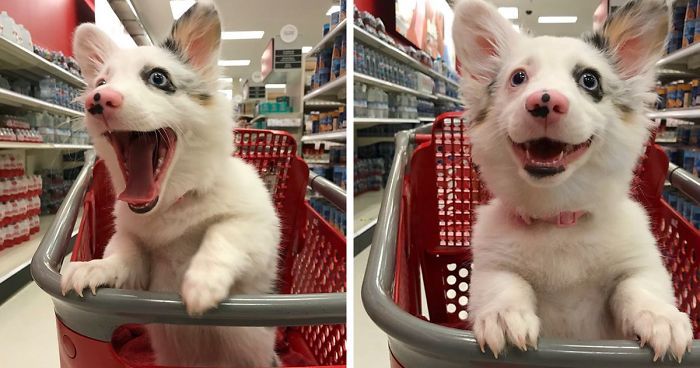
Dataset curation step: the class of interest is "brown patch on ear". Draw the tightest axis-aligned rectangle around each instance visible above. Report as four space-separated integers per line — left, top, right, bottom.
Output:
471 106 490 126
619 109 637 125
189 93 213 106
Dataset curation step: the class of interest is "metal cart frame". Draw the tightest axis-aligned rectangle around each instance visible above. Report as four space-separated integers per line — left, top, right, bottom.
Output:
362 116 700 368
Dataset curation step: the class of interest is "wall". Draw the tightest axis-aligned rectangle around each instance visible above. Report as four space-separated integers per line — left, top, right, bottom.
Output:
0 0 94 56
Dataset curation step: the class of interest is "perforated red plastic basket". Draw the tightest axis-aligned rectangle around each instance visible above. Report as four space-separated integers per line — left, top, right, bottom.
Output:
385 112 700 367
57 129 346 368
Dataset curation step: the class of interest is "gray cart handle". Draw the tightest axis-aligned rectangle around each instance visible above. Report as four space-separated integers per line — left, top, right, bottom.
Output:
668 162 700 204
362 129 700 367
309 170 346 211
31 151 345 341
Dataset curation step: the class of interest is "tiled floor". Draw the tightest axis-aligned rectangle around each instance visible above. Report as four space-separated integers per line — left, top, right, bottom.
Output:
354 247 390 367
0 281 60 367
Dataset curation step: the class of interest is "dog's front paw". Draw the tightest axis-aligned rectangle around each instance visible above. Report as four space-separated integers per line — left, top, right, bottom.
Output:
625 304 692 362
181 262 232 316
472 308 540 358
61 259 134 296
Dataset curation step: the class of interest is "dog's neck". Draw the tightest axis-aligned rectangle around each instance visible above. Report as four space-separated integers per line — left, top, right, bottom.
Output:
513 207 589 228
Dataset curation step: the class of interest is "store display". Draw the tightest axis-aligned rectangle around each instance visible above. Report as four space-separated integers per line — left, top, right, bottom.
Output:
355 142 395 194
656 79 700 110
0 10 81 78
354 7 459 85
39 168 73 215
668 1 700 54
0 153 42 250
309 196 346 235
306 107 346 134
357 123 415 137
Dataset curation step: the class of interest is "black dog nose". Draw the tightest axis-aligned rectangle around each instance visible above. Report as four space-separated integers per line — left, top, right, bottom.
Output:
93 93 101 102
529 105 550 118
541 93 550 103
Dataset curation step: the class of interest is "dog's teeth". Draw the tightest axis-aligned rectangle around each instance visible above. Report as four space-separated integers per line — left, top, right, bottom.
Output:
558 151 565 161
525 150 531 160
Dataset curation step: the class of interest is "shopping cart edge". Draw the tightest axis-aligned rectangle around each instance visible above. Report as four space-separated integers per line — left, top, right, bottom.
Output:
360 121 700 367
31 152 346 343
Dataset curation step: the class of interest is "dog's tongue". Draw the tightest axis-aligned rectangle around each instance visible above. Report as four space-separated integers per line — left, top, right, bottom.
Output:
118 135 157 204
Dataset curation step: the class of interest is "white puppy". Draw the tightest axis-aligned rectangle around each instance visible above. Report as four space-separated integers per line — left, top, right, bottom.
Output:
60 1 280 366
452 0 693 362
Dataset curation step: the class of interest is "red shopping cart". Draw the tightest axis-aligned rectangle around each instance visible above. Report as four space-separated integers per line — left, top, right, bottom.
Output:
32 129 346 368
363 113 700 367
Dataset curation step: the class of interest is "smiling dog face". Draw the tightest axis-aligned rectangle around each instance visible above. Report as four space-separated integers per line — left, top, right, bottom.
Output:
452 0 669 215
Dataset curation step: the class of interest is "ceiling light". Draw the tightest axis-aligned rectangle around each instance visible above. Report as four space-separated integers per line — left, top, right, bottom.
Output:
538 16 578 24
265 84 286 89
326 5 340 16
218 60 251 66
221 31 265 40
170 0 195 20
302 46 313 53
498 7 518 20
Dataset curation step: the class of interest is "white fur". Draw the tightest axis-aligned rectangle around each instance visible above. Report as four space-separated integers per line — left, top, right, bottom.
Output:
60 2 280 366
453 0 692 362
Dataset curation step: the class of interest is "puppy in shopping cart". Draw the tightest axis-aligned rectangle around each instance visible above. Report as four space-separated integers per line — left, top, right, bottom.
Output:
453 0 693 363
60 1 281 366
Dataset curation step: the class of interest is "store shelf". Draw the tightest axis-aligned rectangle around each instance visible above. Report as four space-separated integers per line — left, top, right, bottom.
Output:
647 108 700 120
304 100 345 111
305 159 331 165
419 117 436 122
0 36 85 88
356 136 394 146
301 130 347 142
354 117 420 124
0 214 81 284
354 189 384 235
657 42 700 69
354 25 460 88
437 94 463 105
355 73 435 100
656 138 678 144
303 75 347 102
0 87 84 118
0 142 92 150
306 19 347 56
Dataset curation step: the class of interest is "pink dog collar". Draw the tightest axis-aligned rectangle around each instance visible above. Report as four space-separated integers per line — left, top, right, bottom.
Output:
516 210 587 228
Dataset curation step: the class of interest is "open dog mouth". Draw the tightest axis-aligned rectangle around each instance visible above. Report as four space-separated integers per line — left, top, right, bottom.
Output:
510 137 593 178
104 128 177 213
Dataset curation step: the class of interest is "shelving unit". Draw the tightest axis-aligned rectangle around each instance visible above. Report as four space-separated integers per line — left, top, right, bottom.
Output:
303 75 347 102
648 108 700 120
355 73 435 100
353 22 465 249
301 129 347 143
354 25 460 88
305 19 347 57
0 88 83 118
0 37 85 88
354 117 420 124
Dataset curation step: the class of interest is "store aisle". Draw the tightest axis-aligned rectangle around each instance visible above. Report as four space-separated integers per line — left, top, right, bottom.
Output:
0 281 59 367
354 247 390 367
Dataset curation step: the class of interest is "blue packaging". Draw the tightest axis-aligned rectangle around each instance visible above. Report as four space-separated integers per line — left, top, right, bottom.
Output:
692 205 700 227
669 191 678 209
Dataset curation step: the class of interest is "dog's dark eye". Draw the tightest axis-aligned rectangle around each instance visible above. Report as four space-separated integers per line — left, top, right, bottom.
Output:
579 72 599 91
96 79 107 86
511 70 528 86
148 71 169 88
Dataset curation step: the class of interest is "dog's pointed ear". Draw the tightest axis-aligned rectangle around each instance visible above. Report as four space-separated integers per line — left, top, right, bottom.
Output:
73 24 119 84
161 0 221 82
452 0 520 84
591 0 669 80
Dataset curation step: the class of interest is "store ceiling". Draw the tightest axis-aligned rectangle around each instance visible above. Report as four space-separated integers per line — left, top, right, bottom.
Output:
129 0 335 92
451 0 599 38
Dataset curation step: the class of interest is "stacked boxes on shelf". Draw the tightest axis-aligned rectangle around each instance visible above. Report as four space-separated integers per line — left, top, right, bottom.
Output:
668 0 700 54
306 107 346 134
663 123 700 176
0 153 42 250
656 79 700 110
0 73 84 113
309 2 347 92
0 113 89 145
40 168 74 215
355 142 395 195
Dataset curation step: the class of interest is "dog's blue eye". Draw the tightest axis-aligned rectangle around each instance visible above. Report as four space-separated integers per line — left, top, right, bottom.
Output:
511 70 528 86
148 72 169 87
579 73 599 91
